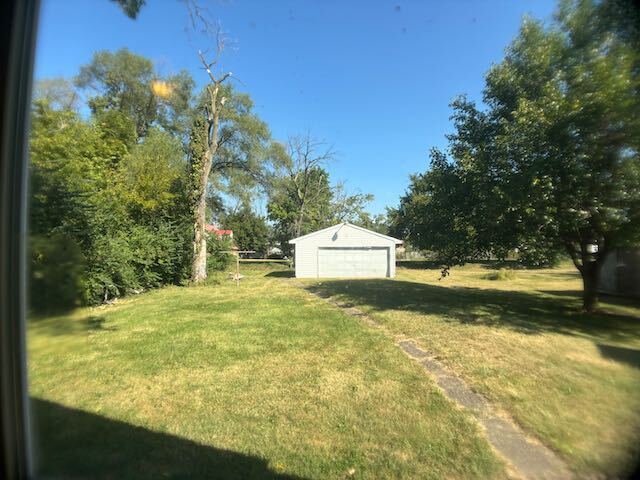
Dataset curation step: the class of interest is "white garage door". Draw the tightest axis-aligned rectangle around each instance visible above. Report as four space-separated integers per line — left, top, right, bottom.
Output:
317 247 389 278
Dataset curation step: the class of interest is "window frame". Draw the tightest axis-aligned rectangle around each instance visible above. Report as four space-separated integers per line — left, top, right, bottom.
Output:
0 0 40 477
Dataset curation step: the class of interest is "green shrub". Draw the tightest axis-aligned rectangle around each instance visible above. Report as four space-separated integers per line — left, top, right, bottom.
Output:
85 233 138 303
84 221 192 304
128 222 190 287
207 235 234 273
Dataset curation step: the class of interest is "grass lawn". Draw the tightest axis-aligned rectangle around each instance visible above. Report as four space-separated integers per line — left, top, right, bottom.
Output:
305 261 640 477
28 262 504 479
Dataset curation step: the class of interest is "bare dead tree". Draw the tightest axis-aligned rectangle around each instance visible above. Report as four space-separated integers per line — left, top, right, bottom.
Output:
285 134 335 237
185 0 234 283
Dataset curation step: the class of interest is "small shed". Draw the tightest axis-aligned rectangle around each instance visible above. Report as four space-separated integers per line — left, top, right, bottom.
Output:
598 248 640 299
289 222 403 278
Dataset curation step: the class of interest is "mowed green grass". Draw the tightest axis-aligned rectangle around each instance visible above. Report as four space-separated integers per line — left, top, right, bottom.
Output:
305 261 640 477
28 263 504 479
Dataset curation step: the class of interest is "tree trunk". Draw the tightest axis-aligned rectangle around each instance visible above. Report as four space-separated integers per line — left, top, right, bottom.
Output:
190 84 221 283
191 189 209 283
581 259 600 313
295 202 305 238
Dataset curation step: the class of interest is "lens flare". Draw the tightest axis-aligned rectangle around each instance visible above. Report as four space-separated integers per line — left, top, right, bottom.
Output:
150 80 173 99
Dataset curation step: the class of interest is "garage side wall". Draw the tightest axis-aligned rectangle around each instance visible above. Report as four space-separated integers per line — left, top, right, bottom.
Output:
294 242 318 278
390 245 396 277
293 224 398 278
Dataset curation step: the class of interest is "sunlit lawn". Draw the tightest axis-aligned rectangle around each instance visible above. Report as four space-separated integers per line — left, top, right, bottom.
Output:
305 261 640 477
28 262 504 479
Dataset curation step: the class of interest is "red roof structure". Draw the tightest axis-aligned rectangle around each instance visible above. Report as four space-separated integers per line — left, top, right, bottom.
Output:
205 225 233 237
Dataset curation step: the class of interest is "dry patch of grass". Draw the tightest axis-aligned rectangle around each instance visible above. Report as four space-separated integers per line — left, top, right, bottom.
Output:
305 261 640 477
28 262 504 479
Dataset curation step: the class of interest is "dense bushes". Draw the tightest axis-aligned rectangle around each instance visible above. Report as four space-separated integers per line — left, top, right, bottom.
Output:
28 100 194 309
484 269 517 281
29 234 85 311
207 235 235 274
222 206 270 256
82 222 192 304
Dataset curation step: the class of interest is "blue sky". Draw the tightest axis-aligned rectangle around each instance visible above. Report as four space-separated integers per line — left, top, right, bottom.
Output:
34 0 557 215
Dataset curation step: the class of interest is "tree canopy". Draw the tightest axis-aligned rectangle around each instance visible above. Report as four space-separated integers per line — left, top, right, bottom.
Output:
222 205 270 256
29 47 283 307
75 49 195 140
393 0 640 311
267 134 375 254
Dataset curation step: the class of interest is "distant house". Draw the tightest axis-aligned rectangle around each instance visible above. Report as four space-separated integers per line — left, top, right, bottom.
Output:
205 224 233 239
289 222 403 278
598 248 640 299
267 246 284 258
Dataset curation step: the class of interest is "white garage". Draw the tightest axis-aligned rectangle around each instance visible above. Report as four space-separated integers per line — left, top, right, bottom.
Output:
289 222 403 278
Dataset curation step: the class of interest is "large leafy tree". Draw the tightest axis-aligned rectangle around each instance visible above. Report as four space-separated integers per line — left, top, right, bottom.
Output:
188 83 276 281
268 165 334 254
30 64 196 307
184 1 284 282
29 98 130 306
355 211 390 235
267 135 335 241
75 49 195 139
120 128 186 221
267 134 375 253
33 78 79 111
110 0 146 19
222 205 270 255
396 0 640 311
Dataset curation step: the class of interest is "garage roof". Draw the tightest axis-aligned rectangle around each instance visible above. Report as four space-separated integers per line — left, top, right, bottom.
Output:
288 222 403 244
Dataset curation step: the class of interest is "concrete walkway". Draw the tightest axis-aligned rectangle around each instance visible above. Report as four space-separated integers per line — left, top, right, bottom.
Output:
306 288 573 480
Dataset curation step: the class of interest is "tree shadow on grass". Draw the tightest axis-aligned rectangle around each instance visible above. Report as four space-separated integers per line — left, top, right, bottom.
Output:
265 270 294 278
397 260 525 270
396 260 442 270
31 398 304 479
86 315 117 331
28 314 117 337
305 280 640 343
597 344 640 369
542 290 640 313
